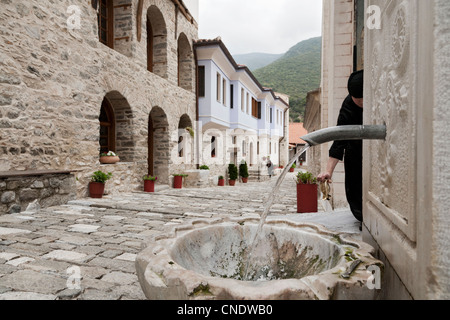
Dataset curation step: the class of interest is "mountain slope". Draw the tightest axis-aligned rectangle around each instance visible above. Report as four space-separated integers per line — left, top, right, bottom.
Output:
252 37 322 122
233 52 284 71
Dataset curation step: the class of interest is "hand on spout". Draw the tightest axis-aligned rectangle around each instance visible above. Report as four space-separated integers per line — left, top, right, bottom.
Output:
317 172 332 183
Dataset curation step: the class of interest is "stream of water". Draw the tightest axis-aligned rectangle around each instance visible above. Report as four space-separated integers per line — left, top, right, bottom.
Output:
243 144 311 280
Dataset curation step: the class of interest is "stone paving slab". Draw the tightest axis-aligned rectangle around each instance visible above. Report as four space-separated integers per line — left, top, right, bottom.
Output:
0 227 32 236
42 250 89 263
0 172 359 300
0 292 57 300
6 257 35 267
0 270 67 295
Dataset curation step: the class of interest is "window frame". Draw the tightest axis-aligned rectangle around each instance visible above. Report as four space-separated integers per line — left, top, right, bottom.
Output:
230 84 234 108
98 0 114 49
241 88 245 112
99 97 116 154
222 78 227 106
198 65 205 97
216 73 221 102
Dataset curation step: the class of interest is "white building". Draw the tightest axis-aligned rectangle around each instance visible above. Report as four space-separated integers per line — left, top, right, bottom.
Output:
194 38 290 178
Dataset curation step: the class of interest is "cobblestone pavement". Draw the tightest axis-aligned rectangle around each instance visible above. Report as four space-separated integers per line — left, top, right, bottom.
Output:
0 172 358 300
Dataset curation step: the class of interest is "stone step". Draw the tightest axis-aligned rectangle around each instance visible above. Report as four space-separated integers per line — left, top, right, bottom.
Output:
247 170 271 182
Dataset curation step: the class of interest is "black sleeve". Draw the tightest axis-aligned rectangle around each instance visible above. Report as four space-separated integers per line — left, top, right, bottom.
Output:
328 104 350 161
329 142 345 161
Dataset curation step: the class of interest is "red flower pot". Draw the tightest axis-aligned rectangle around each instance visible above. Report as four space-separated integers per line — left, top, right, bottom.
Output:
289 168 294 172
89 182 105 198
242 177 248 183
297 183 318 213
173 176 183 189
229 180 236 186
144 180 155 192
218 179 225 186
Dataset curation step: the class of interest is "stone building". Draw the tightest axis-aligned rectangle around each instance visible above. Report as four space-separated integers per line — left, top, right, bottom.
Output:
288 122 308 168
316 0 450 299
303 89 320 176
0 0 199 213
312 0 363 210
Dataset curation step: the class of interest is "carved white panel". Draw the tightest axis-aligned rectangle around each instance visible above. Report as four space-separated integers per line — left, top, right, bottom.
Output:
365 0 417 242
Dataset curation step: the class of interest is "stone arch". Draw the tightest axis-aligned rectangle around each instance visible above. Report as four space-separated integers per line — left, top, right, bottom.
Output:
232 128 246 164
100 91 135 162
178 114 193 130
147 5 168 78
177 114 193 163
203 128 225 162
177 33 194 91
148 106 170 182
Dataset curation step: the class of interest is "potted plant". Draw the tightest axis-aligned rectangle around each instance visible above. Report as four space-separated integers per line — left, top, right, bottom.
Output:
99 151 120 164
295 171 318 213
218 175 225 187
89 170 112 198
228 164 238 186
172 174 188 189
186 127 194 137
143 175 157 193
290 163 297 172
239 161 249 183
199 165 210 170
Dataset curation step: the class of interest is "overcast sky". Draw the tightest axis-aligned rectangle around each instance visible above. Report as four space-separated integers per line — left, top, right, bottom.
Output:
198 0 323 55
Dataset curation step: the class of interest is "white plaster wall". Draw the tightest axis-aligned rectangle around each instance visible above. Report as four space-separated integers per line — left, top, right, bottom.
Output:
198 60 232 126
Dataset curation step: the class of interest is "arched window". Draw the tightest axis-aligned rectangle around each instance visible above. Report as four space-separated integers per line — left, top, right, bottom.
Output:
147 6 168 78
146 18 153 72
148 107 169 179
178 114 193 162
178 33 193 91
99 98 115 154
99 91 134 161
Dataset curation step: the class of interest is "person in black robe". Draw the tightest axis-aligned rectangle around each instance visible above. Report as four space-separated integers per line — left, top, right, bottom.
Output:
318 70 364 224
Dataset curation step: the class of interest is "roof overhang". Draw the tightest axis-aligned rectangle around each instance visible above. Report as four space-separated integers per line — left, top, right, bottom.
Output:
194 39 290 109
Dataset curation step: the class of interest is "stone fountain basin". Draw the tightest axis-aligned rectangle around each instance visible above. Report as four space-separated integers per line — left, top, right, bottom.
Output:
136 218 383 300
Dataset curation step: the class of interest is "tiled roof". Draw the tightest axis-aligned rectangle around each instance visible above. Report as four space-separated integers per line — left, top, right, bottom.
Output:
289 123 308 145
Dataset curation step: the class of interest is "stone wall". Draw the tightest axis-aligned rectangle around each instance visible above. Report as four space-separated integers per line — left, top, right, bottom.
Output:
0 171 77 214
114 0 133 58
0 0 198 203
303 89 321 178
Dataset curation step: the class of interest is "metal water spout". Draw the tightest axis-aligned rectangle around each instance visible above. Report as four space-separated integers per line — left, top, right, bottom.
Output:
301 125 386 146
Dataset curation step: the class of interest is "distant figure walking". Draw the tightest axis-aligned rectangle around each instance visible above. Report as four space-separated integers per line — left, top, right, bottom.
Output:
266 157 274 178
